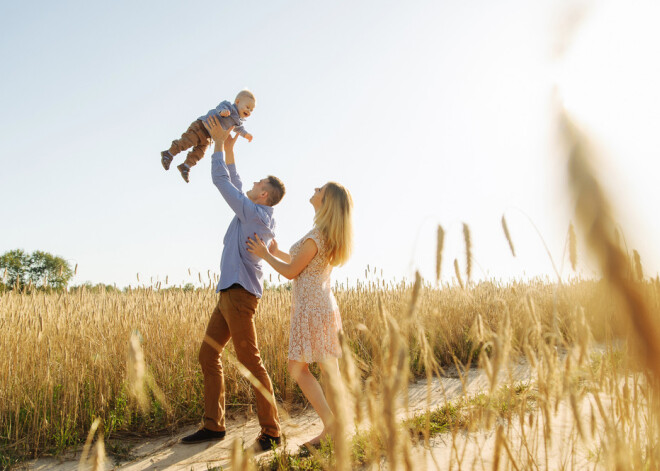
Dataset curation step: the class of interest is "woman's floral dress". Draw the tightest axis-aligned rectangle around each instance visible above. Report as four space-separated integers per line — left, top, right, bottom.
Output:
288 228 342 362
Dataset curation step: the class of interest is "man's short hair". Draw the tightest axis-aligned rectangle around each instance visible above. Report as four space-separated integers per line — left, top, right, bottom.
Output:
265 176 285 206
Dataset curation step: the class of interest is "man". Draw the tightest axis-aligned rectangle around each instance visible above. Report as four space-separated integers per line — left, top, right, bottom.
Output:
181 116 285 452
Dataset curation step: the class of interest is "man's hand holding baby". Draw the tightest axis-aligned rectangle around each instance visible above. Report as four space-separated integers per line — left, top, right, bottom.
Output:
203 116 234 153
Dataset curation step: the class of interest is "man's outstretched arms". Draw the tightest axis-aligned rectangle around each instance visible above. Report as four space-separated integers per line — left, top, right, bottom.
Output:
203 116 233 154
205 116 252 221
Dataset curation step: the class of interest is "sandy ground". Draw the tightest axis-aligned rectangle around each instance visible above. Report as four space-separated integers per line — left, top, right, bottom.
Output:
409 398 598 470
22 360 598 470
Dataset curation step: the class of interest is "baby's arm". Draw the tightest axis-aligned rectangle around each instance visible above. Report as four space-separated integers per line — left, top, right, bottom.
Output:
217 101 233 117
234 124 253 142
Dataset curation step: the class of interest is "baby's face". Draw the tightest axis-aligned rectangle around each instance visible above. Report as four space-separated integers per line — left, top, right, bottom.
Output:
236 98 256 119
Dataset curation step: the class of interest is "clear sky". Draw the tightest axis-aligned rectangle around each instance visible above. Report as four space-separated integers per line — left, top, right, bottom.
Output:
1 0 659 288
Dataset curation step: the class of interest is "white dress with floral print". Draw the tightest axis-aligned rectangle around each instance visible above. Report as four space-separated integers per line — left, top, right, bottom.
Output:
288 228 342 362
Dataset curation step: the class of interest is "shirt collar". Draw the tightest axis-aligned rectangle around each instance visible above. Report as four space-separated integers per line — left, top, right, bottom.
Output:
230 103 244 122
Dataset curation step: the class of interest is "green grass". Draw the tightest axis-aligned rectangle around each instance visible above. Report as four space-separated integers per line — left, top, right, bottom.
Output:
260 436 334 471
105 439 136 465
0 450 19 471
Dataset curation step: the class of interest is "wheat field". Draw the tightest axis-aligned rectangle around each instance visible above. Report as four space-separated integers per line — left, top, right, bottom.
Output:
2 272 659 469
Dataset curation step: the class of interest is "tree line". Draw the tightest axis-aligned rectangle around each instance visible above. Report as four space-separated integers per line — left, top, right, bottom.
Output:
0 249 74 291
0 249 295 293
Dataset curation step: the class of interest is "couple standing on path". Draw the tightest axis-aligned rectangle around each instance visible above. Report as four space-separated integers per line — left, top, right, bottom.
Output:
180 116 354 452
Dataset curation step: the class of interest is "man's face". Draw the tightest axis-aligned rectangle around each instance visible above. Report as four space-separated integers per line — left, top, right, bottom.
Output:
236 97 256 119
247 178 270 203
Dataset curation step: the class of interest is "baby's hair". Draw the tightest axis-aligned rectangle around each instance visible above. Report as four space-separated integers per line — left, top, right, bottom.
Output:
235 89 256 102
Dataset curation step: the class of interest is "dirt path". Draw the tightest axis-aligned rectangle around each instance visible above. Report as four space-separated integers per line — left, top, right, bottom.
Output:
25 361 544 470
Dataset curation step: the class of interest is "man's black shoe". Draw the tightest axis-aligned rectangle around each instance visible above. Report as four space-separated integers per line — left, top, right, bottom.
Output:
181 428 226 444
252 433 281 452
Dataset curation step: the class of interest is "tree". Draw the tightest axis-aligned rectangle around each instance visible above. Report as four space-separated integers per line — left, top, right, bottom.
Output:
0 249 74 291
29 251 74 289
0 249 29 288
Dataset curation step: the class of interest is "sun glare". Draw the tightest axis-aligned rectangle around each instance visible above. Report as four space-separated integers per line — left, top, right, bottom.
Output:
556 0 660 276
557 0 660 138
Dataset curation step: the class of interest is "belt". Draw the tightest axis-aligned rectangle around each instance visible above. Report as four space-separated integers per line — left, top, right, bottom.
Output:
220 283 244 292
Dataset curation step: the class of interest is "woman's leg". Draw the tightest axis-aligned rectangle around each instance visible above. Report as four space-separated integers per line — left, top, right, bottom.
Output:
318 358 341 415
288 360 334 443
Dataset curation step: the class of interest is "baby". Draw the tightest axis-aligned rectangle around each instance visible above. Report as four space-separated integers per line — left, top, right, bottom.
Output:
161 89 255 183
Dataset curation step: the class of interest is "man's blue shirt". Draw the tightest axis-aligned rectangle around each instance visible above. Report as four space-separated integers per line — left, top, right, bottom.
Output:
211 151 275 298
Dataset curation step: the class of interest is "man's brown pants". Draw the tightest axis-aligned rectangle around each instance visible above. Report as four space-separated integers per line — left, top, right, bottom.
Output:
168 119 211 168
198 286 280 437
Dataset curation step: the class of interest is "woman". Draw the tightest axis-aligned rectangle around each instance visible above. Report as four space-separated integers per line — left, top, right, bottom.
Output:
246 182 353 446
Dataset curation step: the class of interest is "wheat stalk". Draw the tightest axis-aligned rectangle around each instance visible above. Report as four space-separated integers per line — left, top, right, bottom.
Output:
502 215 516 257
463 223 472 286
563 110 660 382
436 225 445 283
568 223 577 271
78 419 100 470
633 250 643 281
127 332 148 412
453 259 465 289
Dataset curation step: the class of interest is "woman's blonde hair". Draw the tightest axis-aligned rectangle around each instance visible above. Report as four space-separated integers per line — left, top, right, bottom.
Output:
314 182 353 266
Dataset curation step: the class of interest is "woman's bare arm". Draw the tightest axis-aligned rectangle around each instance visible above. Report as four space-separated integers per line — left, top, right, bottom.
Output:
248 235 317 279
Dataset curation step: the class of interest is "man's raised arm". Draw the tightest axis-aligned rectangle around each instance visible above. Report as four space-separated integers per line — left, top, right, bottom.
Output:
222 128 242 189
204 117 251 221
204 116 233 157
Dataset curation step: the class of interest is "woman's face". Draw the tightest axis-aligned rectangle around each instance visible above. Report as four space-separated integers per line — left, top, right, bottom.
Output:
310 184 327 212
